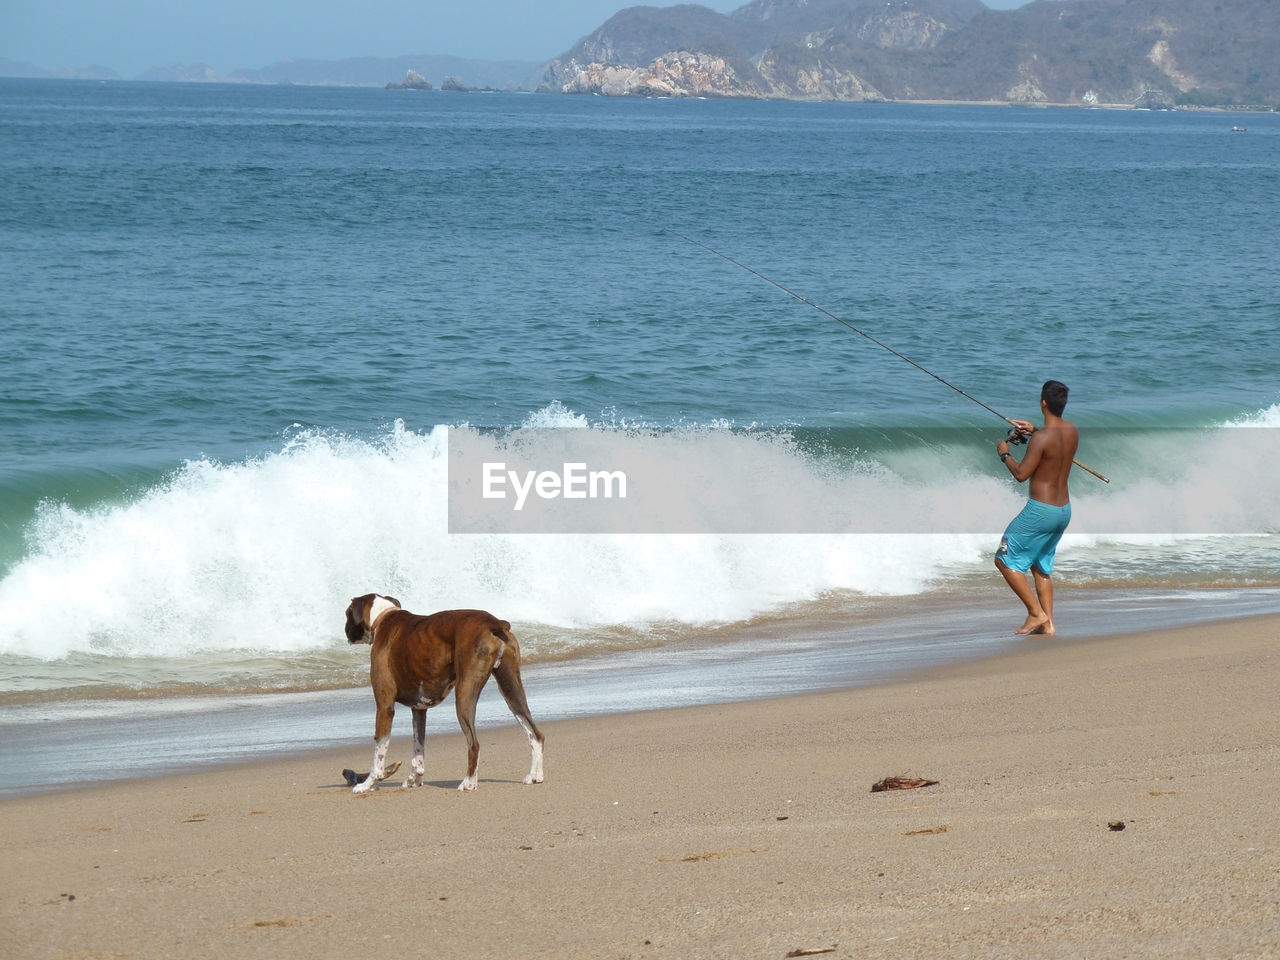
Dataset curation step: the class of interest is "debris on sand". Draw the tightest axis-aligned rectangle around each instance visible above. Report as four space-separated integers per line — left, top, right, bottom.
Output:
871 775 939 792
341 760 402 786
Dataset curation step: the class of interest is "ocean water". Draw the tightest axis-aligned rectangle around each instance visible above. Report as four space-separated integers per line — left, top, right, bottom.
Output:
2 79 1278 708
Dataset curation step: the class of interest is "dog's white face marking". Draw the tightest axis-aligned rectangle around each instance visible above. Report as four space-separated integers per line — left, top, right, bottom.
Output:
367 595 398 628
517 716 544 784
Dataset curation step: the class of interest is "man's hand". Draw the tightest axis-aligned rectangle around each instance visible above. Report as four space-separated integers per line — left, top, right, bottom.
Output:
1009 419 1036 437
997 438 1011 456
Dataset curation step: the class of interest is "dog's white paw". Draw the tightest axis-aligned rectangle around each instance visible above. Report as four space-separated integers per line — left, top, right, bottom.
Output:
352 778 376 795
523 772 544 784
458 777 477 791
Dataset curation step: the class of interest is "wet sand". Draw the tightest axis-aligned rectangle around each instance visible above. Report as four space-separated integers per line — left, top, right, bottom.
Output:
2 613 1278 959
5 585 1278 797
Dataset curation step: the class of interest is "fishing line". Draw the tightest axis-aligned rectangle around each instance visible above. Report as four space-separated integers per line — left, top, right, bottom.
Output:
679 234 1109 483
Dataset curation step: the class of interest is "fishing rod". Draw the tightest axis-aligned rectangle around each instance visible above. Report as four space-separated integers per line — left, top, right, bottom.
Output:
679 234 1109 484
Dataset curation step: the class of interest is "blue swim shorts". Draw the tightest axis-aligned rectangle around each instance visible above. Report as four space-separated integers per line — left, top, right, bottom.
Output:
995 499 1072 575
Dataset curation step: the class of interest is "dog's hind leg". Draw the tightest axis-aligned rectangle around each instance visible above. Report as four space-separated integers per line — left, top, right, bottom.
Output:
453 671 490 791
405 708 426 788
454 635 503 791
453 699 479 792
493 646 545 785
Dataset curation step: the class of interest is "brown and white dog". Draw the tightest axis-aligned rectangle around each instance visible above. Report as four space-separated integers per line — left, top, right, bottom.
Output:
344 593 545 793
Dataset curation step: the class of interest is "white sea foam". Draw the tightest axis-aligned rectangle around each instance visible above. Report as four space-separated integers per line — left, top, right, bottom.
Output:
1228 403 1280 428
0 405 1276 664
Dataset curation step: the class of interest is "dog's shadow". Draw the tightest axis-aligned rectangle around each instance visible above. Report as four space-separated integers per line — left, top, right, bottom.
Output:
321 774 523 791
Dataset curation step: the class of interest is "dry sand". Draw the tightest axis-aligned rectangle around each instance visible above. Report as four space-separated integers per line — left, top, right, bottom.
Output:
3 614 1278 959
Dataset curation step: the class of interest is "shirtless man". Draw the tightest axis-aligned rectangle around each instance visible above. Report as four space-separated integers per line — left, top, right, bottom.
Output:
994 380 1077 636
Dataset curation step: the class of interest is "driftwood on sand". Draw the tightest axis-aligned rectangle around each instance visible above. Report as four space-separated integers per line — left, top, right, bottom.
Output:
341 760 402 786
871 775 939 792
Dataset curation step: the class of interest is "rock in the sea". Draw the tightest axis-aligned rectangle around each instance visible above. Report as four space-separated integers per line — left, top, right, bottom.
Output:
441 76 472 92
386 69 432 90
1133 87 1175 110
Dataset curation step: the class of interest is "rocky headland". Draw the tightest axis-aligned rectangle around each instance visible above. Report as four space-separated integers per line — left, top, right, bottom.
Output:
537 0 1279 109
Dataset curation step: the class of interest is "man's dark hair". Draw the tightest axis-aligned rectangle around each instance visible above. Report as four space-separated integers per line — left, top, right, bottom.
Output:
1041 380 1069 416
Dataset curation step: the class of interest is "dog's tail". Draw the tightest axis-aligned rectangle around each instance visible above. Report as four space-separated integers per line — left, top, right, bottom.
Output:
491 621 517 671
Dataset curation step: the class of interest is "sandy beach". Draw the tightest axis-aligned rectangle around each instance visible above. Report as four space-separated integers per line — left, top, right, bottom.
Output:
3 613 1277 959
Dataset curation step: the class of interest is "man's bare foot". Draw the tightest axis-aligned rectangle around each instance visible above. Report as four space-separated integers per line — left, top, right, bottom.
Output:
1028 620 1056 636
1015 613 1049 635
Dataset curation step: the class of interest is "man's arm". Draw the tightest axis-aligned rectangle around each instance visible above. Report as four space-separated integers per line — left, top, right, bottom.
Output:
996 431 1045 483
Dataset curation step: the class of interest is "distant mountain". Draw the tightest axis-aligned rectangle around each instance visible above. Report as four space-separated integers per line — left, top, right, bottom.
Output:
904 0 1279 105
136 63 220 83
541 0 1280 107
226 54 544 90
0 58 120 80
0 57 50 78
7 0 1272 105
0 54 542 91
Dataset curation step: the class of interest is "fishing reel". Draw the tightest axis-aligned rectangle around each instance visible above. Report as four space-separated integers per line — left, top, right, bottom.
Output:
1005 426 1030 446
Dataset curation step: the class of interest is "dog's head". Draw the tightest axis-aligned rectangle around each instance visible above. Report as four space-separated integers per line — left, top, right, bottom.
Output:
344 593 402 645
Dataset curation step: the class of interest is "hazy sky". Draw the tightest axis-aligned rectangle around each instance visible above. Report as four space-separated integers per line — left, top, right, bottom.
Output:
3 0 1028 76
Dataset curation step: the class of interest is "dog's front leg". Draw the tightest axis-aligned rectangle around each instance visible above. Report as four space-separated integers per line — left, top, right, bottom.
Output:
354 702 395 794
404 708 426 788
353 736 390 794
